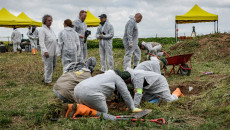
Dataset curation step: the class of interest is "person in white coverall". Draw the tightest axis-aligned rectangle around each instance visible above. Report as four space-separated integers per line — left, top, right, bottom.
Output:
123 13 143 71
11 27 22 53
27 25 39 55
74 70 142 113
140 41 163 60
39 14 58 85
126 68 183 107
135 57 161 74
96 14 114 72
58 19 81 73
73 10 88 63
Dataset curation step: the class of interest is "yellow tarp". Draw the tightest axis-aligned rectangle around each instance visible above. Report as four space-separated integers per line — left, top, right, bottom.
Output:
0 8 30 27
176 4 218 24
17 12 42 27
85 10 100 27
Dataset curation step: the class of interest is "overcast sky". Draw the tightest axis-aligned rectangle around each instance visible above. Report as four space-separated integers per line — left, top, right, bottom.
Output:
0 0 229 40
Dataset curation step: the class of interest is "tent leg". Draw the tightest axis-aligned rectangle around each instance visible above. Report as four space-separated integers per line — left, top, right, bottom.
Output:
214 21 216 33
175 22 177 43
217 20 218 33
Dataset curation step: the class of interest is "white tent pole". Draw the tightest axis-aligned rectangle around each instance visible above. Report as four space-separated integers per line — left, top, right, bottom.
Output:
217 20 218 33
175 21 177 42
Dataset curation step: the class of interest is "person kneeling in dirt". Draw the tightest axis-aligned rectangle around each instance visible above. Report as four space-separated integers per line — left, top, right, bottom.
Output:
72 69 142 117
126 68 183 107
53 57 96 103
140 41 164 60
135 57 167 75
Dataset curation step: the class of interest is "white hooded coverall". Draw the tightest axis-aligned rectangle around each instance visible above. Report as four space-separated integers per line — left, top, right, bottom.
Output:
11 29 21 52
123 16 141 70
127 68 178 107
135 57 161 74
58 27 81 72
73 18 88 63
74 70 135 113
27 28 39 49
96 21 114 72
39 25 58 83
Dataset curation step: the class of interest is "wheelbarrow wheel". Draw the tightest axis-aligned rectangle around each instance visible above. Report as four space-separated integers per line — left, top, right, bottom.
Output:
179 64 191 76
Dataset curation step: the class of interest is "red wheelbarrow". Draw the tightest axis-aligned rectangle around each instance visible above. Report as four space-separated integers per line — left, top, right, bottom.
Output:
149 51 193 76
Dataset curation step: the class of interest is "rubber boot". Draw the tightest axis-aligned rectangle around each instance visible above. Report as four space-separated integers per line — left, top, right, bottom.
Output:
32 49 36 55
72 104 97 118
172 88 184 97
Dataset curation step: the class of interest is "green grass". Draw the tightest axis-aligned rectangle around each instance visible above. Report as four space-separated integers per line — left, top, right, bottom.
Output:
0 38 230 129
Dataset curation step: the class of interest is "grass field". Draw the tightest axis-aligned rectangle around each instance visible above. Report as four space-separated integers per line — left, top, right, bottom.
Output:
0 35 230 129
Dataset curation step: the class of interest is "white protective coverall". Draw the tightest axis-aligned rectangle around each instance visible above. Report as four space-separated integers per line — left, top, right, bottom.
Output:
141 41 163 59
127 68 178 107
123 16 141 70
11 29 21 52
96 21 114 72
39 25 58 83
58 27 81 72
135 57 161 74
73 18 87 63
74 70 135 113
27 28 39 50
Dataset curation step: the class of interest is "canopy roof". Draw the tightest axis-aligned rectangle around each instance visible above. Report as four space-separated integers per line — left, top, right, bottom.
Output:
85 10 100 27
176 4 218 24
17 12 42 27
0 8 30 27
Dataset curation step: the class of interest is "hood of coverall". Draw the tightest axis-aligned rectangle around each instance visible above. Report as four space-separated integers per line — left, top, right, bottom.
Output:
86 57 97 73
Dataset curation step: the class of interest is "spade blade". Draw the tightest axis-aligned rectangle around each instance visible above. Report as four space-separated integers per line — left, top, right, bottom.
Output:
132 109 152 119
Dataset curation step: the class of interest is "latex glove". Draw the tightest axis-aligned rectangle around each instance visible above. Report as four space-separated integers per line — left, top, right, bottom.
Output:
129 42 133 48
132 108 142 113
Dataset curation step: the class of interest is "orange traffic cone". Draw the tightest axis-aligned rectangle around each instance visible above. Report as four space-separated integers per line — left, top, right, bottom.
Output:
172 88 184 97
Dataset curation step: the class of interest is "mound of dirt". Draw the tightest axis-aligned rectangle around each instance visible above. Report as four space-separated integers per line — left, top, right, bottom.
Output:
169 33 230 63
170 81 215 96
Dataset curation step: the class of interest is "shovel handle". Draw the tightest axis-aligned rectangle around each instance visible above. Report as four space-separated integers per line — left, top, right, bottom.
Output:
132 118 166 125
149 118 166 124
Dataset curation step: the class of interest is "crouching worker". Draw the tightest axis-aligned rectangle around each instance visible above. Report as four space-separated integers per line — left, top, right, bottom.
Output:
140 41 163 60
126 68 183 107
53 57 96 103
135 57 167 75
73 69 142 115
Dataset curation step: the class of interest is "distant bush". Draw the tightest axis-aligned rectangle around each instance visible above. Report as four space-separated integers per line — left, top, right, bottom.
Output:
87 37 175 48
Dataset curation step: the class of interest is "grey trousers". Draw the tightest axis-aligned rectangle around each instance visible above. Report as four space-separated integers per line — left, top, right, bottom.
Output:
13 42 21 52
99 41 114 72
42 55 57 83
77 42 87 63
123 44 141 71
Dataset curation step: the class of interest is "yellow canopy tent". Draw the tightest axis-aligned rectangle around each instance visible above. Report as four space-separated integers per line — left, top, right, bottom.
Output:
175 4 218 41
85 10 100 27
0 8 30 27
17 12 42 27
